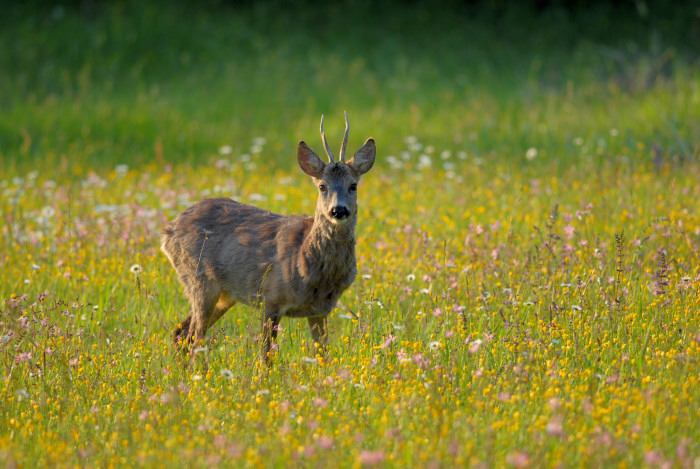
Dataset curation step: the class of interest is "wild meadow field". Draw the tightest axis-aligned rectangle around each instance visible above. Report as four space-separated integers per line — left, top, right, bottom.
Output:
1 1 700 467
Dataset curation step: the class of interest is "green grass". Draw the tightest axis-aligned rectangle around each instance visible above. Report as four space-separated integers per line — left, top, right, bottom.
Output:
1 1 698 172
1 1 700 467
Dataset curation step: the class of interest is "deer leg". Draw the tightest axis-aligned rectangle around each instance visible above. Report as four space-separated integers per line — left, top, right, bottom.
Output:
307 316 328 355
207 293 236 329
262 308 281 362
172 314 193 352
186 287 221 352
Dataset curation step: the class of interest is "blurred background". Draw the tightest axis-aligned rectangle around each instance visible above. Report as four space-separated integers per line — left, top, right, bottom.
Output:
0 0 698 172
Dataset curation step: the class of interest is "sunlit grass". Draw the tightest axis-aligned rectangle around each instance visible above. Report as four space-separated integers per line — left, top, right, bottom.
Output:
2 136 699 466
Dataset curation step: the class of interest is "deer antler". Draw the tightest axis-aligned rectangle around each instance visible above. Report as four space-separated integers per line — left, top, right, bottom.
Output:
339 111 349 163
320 115 335 163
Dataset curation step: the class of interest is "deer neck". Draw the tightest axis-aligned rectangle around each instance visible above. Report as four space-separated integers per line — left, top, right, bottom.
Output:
305 212 356 253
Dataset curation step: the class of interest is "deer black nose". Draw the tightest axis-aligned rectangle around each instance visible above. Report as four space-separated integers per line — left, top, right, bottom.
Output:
331 206 350 219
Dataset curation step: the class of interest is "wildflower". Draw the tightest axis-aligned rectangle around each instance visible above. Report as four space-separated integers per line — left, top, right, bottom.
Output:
564 224 575 239
313 398 328 408
317 436 334 450
406 273 415 281
413 354 428 368
545 416 566 438
374 334 396 350
219 145 233 155
129 264 143 275
191 374 202 381
418 154 432 169
359 450 386 466
221 369 234 379
302 357 318 364
115 164 129 177
506 450 530 468
469 339 483 354
429 341 441 351
396 349 410 363
643 450 665 467
525 148 538 160
256 390 270 396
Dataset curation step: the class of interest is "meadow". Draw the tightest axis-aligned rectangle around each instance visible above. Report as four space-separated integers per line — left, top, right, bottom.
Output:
1 1 700 467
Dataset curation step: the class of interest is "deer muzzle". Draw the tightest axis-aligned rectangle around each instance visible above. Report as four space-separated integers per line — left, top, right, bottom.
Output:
330 206 350 220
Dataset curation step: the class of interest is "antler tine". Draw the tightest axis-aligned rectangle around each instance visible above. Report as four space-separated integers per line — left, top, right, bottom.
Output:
320 114 335 163
339 111 349 162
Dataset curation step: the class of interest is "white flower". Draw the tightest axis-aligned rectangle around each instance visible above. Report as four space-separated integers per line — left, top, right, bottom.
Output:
429 341 441 351
40 206 56 218
218 145 233 155
256 389 270 395
418 154 432 169
191 374 202 381
129 264 143 275
221 369 234 379
525 148 538 160
406 274 416 281
193 347 208 354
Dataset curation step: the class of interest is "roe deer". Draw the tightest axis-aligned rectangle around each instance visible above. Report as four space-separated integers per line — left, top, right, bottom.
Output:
161 113 376 359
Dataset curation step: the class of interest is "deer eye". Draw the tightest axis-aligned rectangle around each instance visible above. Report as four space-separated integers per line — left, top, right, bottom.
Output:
319 184 327 192
349 183 357 192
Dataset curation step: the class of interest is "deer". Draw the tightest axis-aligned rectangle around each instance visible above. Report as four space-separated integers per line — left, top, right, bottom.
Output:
161 112 376 361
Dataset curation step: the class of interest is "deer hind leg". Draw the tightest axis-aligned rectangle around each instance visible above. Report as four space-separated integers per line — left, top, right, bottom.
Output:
307 316 328 354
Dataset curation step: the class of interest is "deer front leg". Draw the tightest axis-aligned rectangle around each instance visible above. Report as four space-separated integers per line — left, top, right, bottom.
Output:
262 308 281 362
172 314 193 353
185 287 220 353
307 316 328 355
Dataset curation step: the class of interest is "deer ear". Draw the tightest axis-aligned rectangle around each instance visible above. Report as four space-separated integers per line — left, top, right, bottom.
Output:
347 138 375 176
297 141 325 178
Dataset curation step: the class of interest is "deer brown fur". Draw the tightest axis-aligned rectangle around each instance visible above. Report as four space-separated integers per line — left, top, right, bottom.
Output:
161 113 375 359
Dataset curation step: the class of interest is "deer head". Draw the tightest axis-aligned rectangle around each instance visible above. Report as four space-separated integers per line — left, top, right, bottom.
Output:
297 112 376 225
